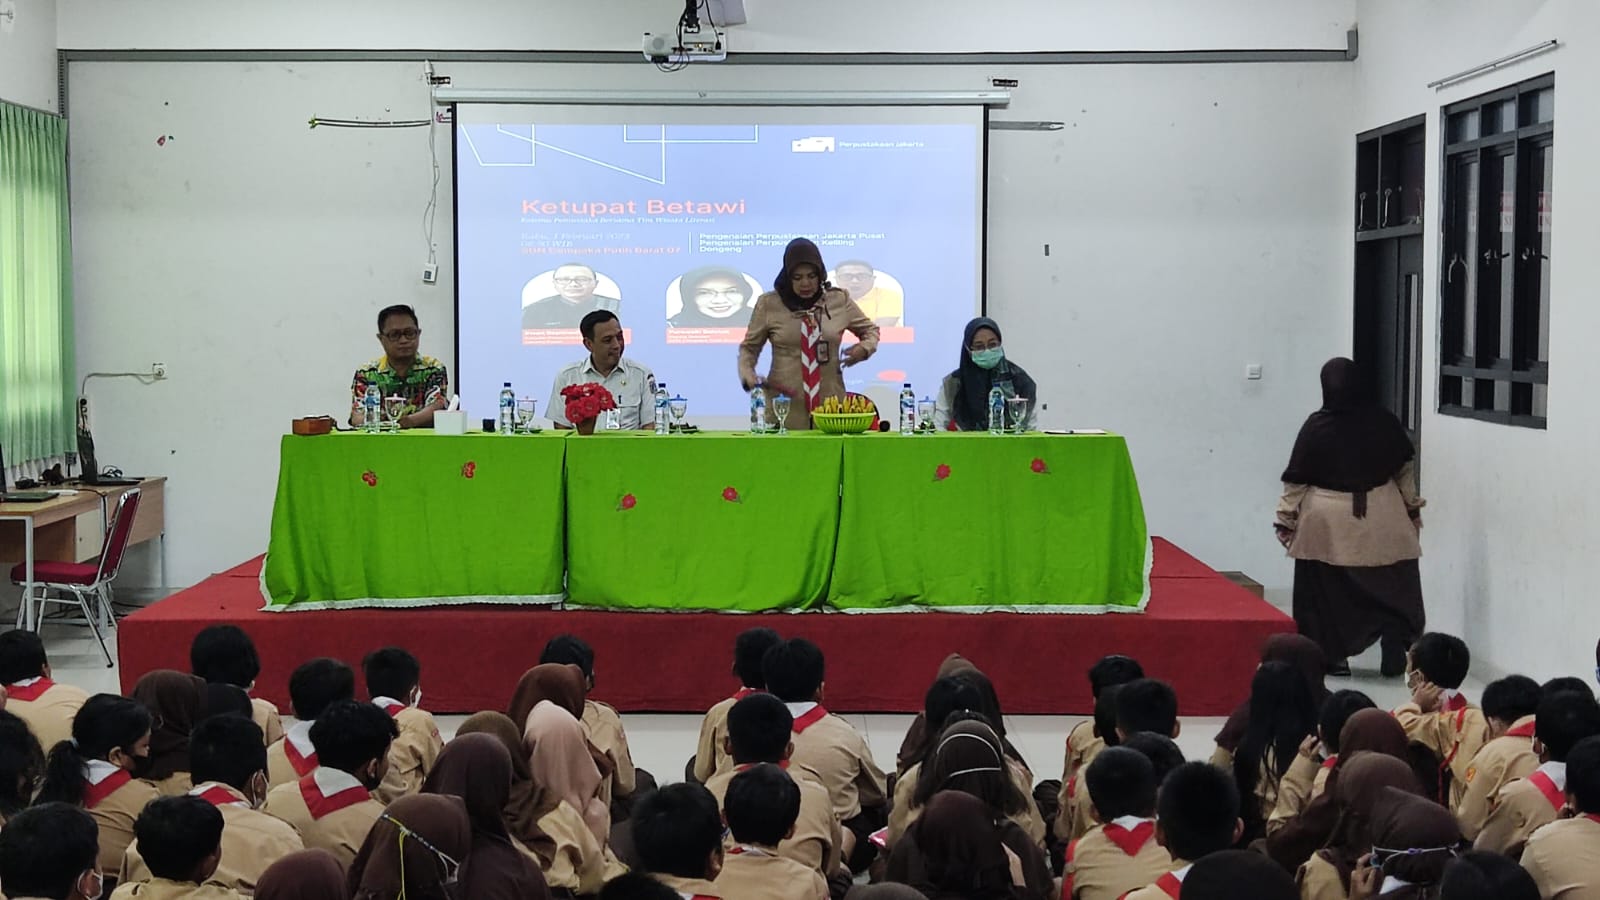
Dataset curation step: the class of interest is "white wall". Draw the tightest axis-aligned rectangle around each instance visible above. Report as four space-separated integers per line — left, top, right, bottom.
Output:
1353 0 1600 682
56 0 1354 53
65 55 1353 591
0 0 57 111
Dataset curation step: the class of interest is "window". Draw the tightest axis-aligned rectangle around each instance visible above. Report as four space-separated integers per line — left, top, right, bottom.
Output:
1438 74 1553 428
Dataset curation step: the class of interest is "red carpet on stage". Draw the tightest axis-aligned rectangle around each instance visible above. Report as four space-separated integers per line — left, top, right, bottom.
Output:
119 538 1291 716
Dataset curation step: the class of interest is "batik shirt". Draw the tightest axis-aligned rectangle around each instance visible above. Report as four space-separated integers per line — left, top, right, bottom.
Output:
350 355 449 417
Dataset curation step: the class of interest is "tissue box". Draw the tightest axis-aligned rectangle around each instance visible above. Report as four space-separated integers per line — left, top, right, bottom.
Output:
434 410 467 435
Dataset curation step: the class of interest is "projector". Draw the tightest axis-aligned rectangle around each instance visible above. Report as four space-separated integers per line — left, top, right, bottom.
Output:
642 28 728 63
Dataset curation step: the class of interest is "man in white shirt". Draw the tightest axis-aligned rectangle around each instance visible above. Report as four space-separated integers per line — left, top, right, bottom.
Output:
548 310 658 430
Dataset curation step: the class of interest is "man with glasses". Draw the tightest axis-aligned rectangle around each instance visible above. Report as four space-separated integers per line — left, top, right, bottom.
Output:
833 260 903 327
0 802 104 900
523 262 621 329
349 305 449 429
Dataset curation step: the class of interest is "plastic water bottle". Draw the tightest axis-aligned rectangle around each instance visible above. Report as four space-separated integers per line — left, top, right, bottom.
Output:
654 382 670 435
750 384 768 434
988 386 1005 435
899 383 916 436
363 384 381 433
498 382 515 434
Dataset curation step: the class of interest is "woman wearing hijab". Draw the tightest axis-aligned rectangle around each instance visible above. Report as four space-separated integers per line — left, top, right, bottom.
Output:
522 701 628 894
896 656 1030 780
422 733 550 900
1277 357 1425 677
456 712 558 860
670 266 755 328
738 237 880 431
1226 662 1320 843
935 317 1038 432
1347 789 1463 900
255 848 349 900
1297 754 1425 900
129 670 206 795
348 793 472 900
1213 634 1330 768
1264 708 1411 871
508 664 588 728
889 790 1022 900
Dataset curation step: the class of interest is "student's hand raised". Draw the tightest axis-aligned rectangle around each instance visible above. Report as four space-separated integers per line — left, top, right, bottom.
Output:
1412 681 1445 713
1298 734 1321 760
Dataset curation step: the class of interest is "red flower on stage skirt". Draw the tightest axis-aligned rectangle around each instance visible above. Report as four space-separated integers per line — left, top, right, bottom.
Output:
618 493 637 511
722 486 742 503
462 461 477 479
1031 458 1050 475
934 464 952 482
361 470 378 487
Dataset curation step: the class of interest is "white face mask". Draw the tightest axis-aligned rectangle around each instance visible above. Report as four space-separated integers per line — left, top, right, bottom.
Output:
78 868 105 900
410 687 423 708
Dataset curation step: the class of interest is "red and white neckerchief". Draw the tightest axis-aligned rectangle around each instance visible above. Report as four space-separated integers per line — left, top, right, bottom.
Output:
785 702 828 734
736 760 790 772
1528 761 1568 811
732 687 760 702
1505 718 1538 739
298 768 372 820
727 844 774 857
1321 754 1340 770
372 696 407 718
1154 863 1192 899
797 310 823 412
190 782 251 809
283 721 318 777
83 759 132 810
5 676 54 702
1440 691 1469 713
1103 815 1157 856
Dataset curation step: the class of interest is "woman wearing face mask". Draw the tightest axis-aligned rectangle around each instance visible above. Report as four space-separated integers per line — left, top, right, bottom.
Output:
35 693 159 877
1346 787 1464 900
936 317 1037 432
738 238 880 431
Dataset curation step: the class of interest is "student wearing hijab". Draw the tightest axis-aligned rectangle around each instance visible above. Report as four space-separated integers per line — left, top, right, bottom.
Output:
1226 662 1320 843
255 849 349 900
421 733 550 900
1296 754 1426 900
1347 789 1463 900
892 790 1021 900
935 317 1038 432
348 794 471 900
522 702 628 893
738 237 880 431
455 712 559 865
1277 357 1424 677
508 663 587 726
130 670 208 796
1213 634 1330 768
897 657 1030 781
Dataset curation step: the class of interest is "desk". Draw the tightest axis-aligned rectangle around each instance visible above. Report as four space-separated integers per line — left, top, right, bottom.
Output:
0 491 103 628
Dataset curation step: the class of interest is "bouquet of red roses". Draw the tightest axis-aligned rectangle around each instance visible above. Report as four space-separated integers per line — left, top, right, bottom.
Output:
561 382 617 424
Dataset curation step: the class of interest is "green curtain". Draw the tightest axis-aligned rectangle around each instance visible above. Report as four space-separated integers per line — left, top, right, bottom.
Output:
0 101 75 468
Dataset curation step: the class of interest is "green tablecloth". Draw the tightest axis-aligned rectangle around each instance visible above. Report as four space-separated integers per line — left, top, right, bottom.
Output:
564 432 842 611
263 432 567 609
831 434 1150 612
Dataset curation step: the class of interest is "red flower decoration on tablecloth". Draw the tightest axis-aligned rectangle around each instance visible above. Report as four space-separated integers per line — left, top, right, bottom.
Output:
619 493 637 511
462 461 477 479
934 464 952 482
1031 458 1050 475
361 470 378 487
722 486 742 503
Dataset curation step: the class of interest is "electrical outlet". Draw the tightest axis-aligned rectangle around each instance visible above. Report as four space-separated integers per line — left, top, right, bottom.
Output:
422 263 439 285
1245 363 1263 380
152 362 168 379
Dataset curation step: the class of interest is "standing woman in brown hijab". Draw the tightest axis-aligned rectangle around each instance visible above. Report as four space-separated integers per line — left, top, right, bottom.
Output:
738 237 880 431
1277 358 1425 677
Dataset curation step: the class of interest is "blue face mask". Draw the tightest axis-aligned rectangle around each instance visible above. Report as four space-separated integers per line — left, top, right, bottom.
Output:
970 347 1005 370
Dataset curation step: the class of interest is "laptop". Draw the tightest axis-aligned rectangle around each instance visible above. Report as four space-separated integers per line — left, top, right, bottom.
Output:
0 443 55 503
76 429 139 487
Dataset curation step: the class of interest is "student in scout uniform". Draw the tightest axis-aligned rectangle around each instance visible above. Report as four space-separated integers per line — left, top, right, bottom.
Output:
1063 748 1171 900
1226 661 1320 844
0 802 105 900
716 764 830 900
1454 674 1543 839
1067 679 1183 846
266 658 355 789
1062 686 1132 845
1119 732 1186 787
891 672 994 845
121 717 303 895
633 783 725 900
109 796 242 900
888 791 1019 900
598 873 682 900
262 700 396 870
539 635 642 815
346 794 472 900
1294 753 1424 900
189 625 284 746
1120 763 1243 900
1392 633 1489 809
1476 688 1600 857
546 312 659 430
363 647 443 804
0 628 91 753
253 849 349 900
704 692 843 879
129 670 211 797
1056 655 1145 840
1211 634 1330 772
1521 736 1600 900
1346 789 1463 900
419 734 550 900
1267 689 1375 835
0 710 44 822
1437 852 1541 900
762 637 888 873
1184 850 1297 900
35 694 161 875
692 626 782 784
348 304 449 429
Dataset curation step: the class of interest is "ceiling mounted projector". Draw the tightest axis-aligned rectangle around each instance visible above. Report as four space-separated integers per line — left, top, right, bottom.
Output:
642 28 728 64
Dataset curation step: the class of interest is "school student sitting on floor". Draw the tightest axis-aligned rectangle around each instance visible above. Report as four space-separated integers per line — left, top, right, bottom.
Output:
109 796 242 899
1475 687 1600 857
632 783 726 900
266 658 355 789
1064 747 1171 900
1520 734 1600 899
0 709 45 823
1066 679 1182 845
1228 661 1319 844
718 763 831 900
35 693 162 876
0 629 91 755
262 699 394 870
1268 689 1375 835
1056 655 1145 844
363 646 444 803
0 802 105 900
1120 762 1243 900
1392 633 1489 808
540 634 644 816
692 626 782 783
1454 674 1543 840
189 625 284 745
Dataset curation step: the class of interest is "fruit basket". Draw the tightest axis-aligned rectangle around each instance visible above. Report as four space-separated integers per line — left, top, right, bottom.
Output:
811 412 876 434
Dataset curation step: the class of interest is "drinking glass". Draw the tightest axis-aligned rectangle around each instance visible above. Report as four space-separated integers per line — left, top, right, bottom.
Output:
668 396 688 431
1006 397 1031 434
917 399 936 433
773 395 792 434
517 398 536 433
382 396 405 432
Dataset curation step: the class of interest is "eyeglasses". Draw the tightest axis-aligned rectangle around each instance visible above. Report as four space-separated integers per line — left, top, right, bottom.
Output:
969 340 1002 352
553 276 595 285
381 812 461 886
382 328 422 342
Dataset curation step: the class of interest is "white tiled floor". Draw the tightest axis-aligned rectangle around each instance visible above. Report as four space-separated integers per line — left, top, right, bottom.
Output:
34 619 1489 788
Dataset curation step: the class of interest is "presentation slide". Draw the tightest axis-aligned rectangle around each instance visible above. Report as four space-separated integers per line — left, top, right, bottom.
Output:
454 104 983 422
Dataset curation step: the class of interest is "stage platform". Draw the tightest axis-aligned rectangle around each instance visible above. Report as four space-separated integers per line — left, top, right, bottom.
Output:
117 538 1291 716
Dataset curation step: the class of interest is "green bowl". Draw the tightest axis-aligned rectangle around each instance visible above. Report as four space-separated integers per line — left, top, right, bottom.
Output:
812 412 876 434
